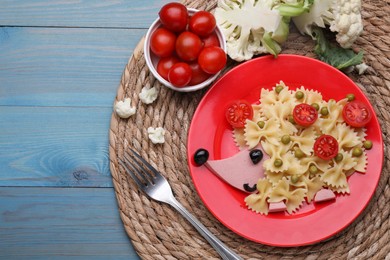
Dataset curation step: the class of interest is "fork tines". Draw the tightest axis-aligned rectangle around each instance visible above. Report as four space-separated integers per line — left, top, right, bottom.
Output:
119 149 158 188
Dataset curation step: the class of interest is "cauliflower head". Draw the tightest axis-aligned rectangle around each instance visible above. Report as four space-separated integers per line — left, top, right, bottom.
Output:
215 0 288 61
292 0 363 48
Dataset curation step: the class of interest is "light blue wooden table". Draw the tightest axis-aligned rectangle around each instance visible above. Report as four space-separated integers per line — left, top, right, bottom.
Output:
0 1 172 259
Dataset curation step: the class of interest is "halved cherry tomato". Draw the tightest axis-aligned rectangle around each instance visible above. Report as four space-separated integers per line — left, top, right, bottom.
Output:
225 100 253 128
198 46 227 74
158 2 188 32
314 135 339 160
168 62 192 87
342 100 372 128
189 11 216 37
293 103 318 127
150 28 176 58
157 56 179 80
175 31 203 61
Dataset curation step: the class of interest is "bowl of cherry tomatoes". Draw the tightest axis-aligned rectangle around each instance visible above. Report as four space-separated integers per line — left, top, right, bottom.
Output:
144 2 227 92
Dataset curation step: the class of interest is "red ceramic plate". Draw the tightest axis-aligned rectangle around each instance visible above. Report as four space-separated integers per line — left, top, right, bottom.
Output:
187 55 384 247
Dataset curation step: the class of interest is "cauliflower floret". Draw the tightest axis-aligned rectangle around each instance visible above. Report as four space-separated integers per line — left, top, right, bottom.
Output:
147 127 165 144
139 86 158 104
293 0 363 48
114 98 136 119
215 0 286 61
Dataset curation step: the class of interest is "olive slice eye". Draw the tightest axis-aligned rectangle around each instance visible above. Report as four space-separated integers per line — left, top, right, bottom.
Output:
243 183 257 192
249 149 263 164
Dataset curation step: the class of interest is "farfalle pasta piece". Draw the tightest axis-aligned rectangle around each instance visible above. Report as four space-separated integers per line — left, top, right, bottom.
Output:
331 123 361 149
300 156 331 173
329 184 351 194
244 119 280 148
265 170 285 186
317 99 344 134
294 86 323 105
291 126 317 155
251 104 263 122
268 178 307 214
321 163 349 188
245 178 273 215
272 102 298 135
233 128 246 149
301 174 324 203
262 140 291 172
351 149 368 173
283 152 307 176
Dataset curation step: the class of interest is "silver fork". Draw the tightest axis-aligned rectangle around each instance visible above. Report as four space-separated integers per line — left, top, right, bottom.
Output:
119 149 243 260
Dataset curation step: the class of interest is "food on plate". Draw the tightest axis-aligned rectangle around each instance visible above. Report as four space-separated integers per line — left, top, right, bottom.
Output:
150 2 226 88
215 0 364 70
147 127 166 144
225 100 254 128
194 148 209 166
139 87 158 104
201 147 269 192
342 100 372 128
114 98 136 119
293 103 318 127
194 81 372 215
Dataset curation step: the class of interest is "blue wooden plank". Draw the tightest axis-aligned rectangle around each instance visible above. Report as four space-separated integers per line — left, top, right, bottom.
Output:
0 106 113 187
0 187 139 259
0 0 171 28
0 27 145 107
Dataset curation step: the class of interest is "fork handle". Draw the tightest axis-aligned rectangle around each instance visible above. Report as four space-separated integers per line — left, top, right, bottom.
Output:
168 196 243 260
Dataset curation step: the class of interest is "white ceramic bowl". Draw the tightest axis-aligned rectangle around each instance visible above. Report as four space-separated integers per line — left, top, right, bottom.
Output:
144 8 227 92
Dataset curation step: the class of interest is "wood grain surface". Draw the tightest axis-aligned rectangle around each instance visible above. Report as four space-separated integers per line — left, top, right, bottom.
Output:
0 0 171 258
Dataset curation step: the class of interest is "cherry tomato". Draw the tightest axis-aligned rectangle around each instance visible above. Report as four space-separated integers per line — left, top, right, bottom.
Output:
202 32 220 48
158 2 188 32
150 28 176 58
342 100 372 127
157 56 179 80
293 103 318 127
168 62 192 87
189 11 216 37
198 46 226 74
314 135 339 160
188 62 210 85
225 100 253 128
175 31 203 61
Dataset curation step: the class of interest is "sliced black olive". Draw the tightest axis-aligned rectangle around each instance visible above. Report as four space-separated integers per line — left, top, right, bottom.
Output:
194 148 209 166
243 183 257 192
249 149 263 164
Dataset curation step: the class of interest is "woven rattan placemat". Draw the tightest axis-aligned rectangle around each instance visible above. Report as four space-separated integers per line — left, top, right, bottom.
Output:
109 1 389 259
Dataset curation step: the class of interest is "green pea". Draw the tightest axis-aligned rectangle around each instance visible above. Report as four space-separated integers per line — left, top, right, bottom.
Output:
363 140 373 150
352 147 363 157
257 121 265 129
346 94 355 101
294 148 305 159
309 165 318 174
335 153 343 162
311 103 320 111
295 91 304 99
291 175 300 184
281 135 291 144
320 107 329 116
275 85 284 94
274 159 283 167
288 115 295 124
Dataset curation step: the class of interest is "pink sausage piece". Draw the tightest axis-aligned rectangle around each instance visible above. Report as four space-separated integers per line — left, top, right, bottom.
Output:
205 147 269 193
314 189 336 203
268 201 287 213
